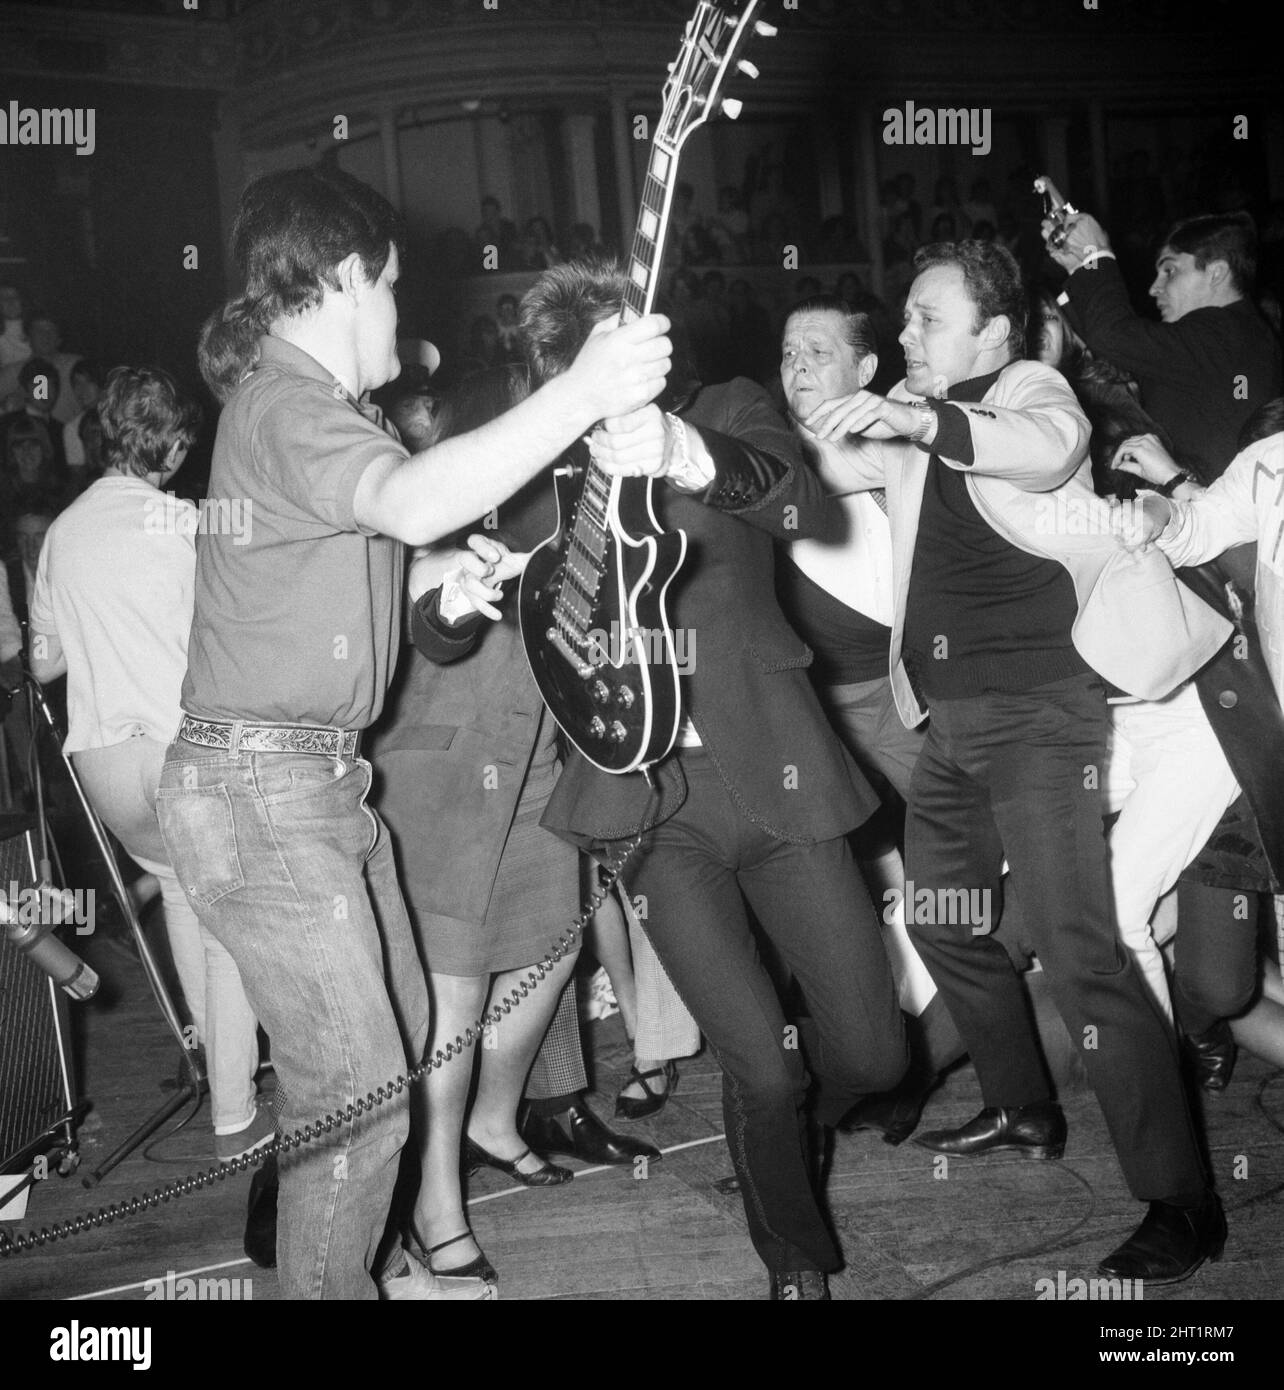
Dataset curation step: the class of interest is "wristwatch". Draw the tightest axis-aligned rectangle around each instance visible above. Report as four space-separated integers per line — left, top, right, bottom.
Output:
1154 472 1192 497
909 402 936 443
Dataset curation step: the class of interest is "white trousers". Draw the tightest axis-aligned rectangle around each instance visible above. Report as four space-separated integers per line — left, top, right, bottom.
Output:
1106 684 1241 1021
74 734 260 1132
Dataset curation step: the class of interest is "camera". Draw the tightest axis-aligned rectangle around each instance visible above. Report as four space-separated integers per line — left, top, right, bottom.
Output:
1035 175 1079 249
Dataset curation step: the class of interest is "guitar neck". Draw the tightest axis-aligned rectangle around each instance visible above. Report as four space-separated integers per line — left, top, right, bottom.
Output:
619 137 683 325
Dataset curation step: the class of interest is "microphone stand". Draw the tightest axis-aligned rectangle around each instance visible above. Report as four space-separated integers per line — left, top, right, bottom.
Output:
20 672 207 1187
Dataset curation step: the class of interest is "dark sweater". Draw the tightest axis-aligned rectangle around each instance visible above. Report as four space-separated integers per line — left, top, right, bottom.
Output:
902 369 1089 700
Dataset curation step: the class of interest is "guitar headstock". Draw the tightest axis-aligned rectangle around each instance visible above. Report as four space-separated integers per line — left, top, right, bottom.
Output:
657 1 775 152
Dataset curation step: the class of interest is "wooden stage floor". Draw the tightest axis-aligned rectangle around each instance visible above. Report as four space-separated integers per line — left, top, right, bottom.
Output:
2 915 1282 1306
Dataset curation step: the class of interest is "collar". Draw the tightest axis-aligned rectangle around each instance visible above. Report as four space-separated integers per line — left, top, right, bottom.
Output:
944 365 1005 404
256 335 383 423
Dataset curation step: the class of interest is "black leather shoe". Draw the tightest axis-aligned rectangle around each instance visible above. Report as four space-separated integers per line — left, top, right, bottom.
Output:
1184 1020 1236 1092
243 1153 278 1269
522 1100 661 1166
770 1270 830 1300
1098 1193 1226 1285
841 1076 935 1147
913 1102 1066 1160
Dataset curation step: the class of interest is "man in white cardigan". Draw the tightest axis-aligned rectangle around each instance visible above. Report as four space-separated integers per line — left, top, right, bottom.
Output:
800 240 1229 1286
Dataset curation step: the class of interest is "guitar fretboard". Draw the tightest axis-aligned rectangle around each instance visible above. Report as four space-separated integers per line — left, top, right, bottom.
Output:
555 135 685 657
622 140 681 323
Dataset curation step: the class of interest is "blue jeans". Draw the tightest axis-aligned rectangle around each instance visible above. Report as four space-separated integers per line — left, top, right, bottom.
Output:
156 739 430 1299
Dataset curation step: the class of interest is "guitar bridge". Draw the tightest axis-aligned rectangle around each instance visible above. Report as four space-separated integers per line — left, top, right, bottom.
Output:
546 626 596 679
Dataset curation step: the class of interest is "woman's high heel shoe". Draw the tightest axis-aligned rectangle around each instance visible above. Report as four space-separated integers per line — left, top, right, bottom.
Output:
615 1060 679 1120
420 1232 499 1298
464 1136 573 1187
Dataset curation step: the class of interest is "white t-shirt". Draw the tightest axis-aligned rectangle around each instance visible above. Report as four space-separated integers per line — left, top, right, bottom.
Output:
789 490 894 624
29 476 195 752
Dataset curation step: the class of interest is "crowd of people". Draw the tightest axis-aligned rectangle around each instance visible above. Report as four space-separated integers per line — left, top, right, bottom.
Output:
3 156 1283 1303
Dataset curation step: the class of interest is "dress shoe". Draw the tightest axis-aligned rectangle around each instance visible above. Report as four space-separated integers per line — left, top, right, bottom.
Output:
522 1100 661 1166
841 1073 937 1147
243 1153 278 1269
464 1135 573 1187
913 1102 1066 1160
1098 1193 1226 1285
1184 1020 1236 1092
615 1061 678 1120
770 1270 830 1300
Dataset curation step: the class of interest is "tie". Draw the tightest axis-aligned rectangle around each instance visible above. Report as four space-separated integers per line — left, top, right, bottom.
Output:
869 488 888 515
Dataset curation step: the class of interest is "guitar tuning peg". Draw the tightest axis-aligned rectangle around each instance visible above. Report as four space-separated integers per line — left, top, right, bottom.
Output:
722 97 743 120
753 20 778 37
737 59 759 79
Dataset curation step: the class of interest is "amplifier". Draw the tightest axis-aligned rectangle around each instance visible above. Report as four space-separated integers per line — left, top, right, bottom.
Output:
0 821 78 1177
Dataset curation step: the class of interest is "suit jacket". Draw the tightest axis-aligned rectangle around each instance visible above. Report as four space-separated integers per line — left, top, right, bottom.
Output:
816 359 1232 728
541 377 881 847
1061 259 1282 481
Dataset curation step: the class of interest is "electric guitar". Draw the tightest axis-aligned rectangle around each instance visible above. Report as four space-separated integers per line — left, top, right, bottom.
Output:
519 0 774 774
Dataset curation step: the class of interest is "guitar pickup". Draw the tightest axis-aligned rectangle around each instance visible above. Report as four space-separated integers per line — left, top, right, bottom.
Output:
546 626 596 679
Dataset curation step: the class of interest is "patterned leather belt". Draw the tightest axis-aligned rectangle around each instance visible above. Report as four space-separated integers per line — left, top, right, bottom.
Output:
178 715 361 759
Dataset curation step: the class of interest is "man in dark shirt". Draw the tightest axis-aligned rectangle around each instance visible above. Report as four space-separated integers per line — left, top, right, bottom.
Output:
802 240 1225 1287
1045 209 1282 482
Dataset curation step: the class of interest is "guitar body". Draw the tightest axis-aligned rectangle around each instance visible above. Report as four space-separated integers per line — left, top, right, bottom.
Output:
520 446 688 774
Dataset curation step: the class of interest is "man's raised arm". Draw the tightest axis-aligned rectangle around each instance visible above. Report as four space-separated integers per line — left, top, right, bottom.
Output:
353 314 671 544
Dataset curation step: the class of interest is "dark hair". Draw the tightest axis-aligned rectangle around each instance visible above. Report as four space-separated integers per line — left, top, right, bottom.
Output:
5 415 54 469
435 363 530 444
912 239 1026 357
785 295 879 359
18 356 57 395
1237 395 1284 451
519 259 626 384
198 166 405 402
98 366 202 478
70 357 105 387
1163 212 1257 297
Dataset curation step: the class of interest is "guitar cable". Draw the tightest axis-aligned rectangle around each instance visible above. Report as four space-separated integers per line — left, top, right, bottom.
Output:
0 787 663 1259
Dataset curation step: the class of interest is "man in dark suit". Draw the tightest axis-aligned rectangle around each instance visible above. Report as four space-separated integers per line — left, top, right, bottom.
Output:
1045 208 1281 484
527 262 908 1302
